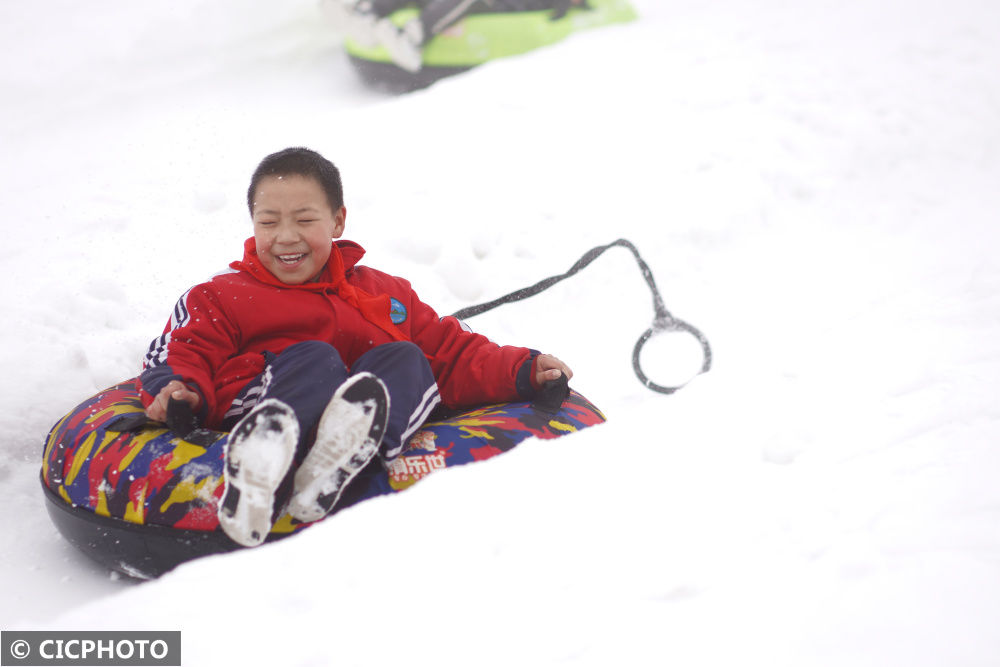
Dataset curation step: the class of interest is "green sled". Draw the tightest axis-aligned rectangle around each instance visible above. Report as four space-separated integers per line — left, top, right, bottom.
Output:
344 0 638 91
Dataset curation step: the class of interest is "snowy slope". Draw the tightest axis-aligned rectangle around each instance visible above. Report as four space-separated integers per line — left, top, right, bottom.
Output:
3 0 1000 664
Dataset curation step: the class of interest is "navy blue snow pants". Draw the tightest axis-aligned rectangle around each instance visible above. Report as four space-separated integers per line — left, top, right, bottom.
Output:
221 341 440 464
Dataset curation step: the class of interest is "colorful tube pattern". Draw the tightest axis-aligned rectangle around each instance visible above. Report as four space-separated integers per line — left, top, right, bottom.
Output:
42 378 606 537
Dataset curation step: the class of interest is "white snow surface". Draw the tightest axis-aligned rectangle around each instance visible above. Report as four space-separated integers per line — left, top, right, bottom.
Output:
3 0 1000 664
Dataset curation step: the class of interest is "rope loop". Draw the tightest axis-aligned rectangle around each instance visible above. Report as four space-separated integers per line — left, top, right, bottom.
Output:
451 239 712 394
632 317 713 394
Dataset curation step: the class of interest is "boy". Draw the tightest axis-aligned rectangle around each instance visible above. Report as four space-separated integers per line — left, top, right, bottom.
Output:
141 147 572 547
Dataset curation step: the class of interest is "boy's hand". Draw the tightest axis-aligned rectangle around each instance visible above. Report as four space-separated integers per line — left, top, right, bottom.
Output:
534 354 573 386
145 380 201 422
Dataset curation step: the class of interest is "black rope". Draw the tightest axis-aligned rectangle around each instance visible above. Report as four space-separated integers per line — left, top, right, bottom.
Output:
451 239 712 394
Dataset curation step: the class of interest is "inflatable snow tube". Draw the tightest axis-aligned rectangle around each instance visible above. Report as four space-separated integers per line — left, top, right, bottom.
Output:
42 378 604 579
345 0 637 92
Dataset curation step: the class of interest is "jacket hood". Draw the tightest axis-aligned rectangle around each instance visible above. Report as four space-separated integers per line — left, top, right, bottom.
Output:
230 237 406 343
231 237 366 289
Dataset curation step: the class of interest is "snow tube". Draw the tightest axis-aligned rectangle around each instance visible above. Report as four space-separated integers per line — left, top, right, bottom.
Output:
41 378 604 579
345 0 637 92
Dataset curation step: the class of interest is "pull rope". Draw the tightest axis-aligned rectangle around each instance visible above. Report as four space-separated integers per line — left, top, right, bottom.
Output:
451 239 712 394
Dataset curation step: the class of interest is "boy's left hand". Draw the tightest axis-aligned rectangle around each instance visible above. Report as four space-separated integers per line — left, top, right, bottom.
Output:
535 354 573 386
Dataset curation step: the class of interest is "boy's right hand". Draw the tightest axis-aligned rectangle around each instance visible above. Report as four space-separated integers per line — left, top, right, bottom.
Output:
145 380 201 422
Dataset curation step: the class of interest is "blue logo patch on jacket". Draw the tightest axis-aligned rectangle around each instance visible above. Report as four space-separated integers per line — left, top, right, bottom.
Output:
390 298 407 324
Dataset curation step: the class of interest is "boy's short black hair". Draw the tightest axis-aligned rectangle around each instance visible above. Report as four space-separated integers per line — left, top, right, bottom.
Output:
247 147 344 214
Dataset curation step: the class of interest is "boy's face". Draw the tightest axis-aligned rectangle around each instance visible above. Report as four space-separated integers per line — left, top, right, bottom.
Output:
251 174 345 284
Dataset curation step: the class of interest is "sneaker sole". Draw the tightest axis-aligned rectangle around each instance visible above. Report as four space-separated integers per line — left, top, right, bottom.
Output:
287 373 389 522
218 399 299 547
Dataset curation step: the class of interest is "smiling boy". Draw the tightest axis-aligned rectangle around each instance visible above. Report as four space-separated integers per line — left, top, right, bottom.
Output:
140 147 571 547
254 173 346 283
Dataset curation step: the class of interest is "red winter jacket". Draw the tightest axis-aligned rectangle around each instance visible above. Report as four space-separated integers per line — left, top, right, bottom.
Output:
140 238 537 426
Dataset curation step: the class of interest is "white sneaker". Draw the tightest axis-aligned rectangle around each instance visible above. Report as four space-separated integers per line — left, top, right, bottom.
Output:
287 373 389 523
321 0 379 48
218 399 299 547
375 17 424 72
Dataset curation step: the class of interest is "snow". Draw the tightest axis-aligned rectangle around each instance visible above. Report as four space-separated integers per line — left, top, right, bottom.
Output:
2 0 1000 664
